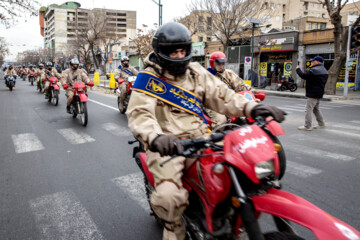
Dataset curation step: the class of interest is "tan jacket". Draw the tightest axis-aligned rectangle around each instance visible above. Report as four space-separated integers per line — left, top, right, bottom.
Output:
41 68 61 80
114 65 138 80
61 68 90 86
35 68 45 76
126 52 258 148
5 69 16 76
220 69 253 92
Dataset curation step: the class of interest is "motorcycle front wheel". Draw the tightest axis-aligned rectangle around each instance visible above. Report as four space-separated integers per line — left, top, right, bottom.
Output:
52 90 59 106
289 84 298 92
9 83 13 91
31 78 34 86
80 102 88 126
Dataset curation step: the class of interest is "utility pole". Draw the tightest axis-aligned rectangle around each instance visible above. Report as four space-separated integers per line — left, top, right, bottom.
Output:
152 0 162 26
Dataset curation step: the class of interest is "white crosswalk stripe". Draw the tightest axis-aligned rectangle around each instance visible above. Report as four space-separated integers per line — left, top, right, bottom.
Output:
11 133 44 153
101 122 133 137
279 106 304 112
29 191 104 240
286 161 323 178
112 172 150 212
333 124 360 131
324 129 360 139
350 120 360 125
57 128 95 144
284 144 355 162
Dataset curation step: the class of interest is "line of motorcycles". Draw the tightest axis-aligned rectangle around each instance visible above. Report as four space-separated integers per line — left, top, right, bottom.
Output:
9 72 93 127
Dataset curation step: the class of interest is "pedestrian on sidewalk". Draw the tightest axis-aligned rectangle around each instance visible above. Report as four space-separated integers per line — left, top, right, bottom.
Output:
296 56 328 131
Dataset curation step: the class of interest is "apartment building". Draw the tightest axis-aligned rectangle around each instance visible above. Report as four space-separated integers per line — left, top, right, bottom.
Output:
39 1 136 56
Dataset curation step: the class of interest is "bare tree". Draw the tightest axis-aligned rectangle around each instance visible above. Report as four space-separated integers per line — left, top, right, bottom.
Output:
174 15 199 37
0 0 40 28
130 24 158 65
0 37 9 65
320 0 360 95
186 0 269 52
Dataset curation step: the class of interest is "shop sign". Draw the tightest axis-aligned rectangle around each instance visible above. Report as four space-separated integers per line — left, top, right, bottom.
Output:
260 45 283 51
269 54 287 59
260 62 267 76
284 62 292 76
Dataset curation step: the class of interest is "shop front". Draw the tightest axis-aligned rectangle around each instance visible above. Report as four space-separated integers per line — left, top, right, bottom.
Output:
252 31 299 85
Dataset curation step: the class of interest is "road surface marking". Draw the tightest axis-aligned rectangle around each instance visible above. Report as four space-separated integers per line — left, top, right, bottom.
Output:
101 122 133 137
289 133 360 150
88 99 118 111
284 144 355 162
286 161 322 178
11 133 44 153
291 104 332 110
332 124 360 131
350 120 360 125
29 191 104 240
57 128 95 144
324 129 360 139
279 107 304 112
112 172 150 212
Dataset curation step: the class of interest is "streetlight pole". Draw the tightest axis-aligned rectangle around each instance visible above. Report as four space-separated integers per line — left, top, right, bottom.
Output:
251 23 255 74
152 0 162 26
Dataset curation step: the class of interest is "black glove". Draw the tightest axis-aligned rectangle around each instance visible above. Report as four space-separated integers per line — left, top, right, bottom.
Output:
150 135 183 157
251 104 287 123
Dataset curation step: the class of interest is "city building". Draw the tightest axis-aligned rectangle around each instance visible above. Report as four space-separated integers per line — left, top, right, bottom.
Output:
283 16 330 31
39 1 136 59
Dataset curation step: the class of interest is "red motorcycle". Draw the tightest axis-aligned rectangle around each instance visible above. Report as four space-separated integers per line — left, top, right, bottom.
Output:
130 117 360 240
115 76 136 113
63 81 94 126
21 70 27 81
28 71 35 85
45 77 60 106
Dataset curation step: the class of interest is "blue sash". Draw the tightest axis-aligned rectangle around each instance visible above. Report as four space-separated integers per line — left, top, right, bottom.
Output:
118 65 133 76
133 71 208 125
207 68 231 89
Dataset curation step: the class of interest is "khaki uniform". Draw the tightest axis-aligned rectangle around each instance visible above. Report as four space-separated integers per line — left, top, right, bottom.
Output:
62 68 90 106
4 69 17 85
42 68 62 96
114 65 138 108
35 68 45 89
206 69 254 129
126 53 257 240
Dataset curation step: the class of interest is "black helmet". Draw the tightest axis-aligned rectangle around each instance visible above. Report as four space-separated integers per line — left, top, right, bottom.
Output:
152 22 192 76
22 64 26 68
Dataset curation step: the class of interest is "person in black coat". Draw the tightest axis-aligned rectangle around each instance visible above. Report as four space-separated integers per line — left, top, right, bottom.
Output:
296 56 328 131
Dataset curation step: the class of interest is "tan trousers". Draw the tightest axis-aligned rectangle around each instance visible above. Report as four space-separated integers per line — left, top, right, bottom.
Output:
66 90 75 106
206 108 227 130
147 150 189 240
44 81 50 94
305 98 325 128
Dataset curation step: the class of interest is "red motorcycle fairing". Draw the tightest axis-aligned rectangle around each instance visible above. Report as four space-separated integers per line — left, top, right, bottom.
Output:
73 82 88 102
139 153 155 188
264 117 285 136
78 92 88 102
252 188 360 240
118 78 125 84
223 125 280 184
53 85 59 90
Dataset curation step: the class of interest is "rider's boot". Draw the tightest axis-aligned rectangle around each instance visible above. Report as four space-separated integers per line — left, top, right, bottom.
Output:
163 220 186 240
66 105 71 114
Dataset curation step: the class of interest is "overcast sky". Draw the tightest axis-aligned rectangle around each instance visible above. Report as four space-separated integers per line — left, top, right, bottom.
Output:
1 0 192 61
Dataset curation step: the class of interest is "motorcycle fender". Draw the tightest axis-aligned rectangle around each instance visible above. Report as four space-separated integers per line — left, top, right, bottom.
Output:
252 189 360 240
265 117 285 136
53 85 59 90
78 93 88 102
139 153 155 188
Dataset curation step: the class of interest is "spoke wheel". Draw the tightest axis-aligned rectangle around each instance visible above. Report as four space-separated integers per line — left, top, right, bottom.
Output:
80 102 88 126
52 90 59 106
289 84 297 92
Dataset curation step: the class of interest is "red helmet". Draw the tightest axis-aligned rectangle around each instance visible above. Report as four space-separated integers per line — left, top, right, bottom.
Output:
209 51 227 69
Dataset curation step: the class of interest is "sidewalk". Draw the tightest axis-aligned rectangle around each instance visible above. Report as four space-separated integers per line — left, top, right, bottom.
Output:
262 86 360 102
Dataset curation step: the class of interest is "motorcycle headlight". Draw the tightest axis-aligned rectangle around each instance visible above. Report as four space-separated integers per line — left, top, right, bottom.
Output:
255 160 274 179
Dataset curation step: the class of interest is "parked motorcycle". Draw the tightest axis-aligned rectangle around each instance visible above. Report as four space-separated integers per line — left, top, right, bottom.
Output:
130 116 360 240
116 76 136 113
277 75 297 92
46 77 60 106
28 71 35 86
6 75 16 91
63 81 94 126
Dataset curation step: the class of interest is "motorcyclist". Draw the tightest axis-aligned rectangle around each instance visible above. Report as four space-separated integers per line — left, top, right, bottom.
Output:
20 64 28 79
206 51 257 128
126 22 286 240
114 56 138 110
62 58 90 113
4 65 17 87
35 64 45 90
43 62 61 99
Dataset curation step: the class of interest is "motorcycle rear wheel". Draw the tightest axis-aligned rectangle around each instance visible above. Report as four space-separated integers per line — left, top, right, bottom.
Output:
289 84 297 92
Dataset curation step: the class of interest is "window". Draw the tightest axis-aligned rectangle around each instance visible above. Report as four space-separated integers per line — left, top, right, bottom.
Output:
313 23 318 29
283 4 286 10
117 24 126 27
277 4 281 8
117 18 126 22
207 37 211 41
283 14 286 21
308 22 312 29
320 23 326 29
198 36 203 42
117 13 126 16
275 16 280 22
199 16 204 22
317 13 320 17
311 3 314 7
263 15 271 22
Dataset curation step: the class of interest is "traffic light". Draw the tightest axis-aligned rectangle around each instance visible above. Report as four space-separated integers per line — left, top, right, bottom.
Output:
350 26 360 49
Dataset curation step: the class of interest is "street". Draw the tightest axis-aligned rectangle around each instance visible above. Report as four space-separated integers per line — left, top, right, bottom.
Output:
0 78 359 240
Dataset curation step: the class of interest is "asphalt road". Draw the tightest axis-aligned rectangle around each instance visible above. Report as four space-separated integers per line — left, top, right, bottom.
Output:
0 77 359 240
